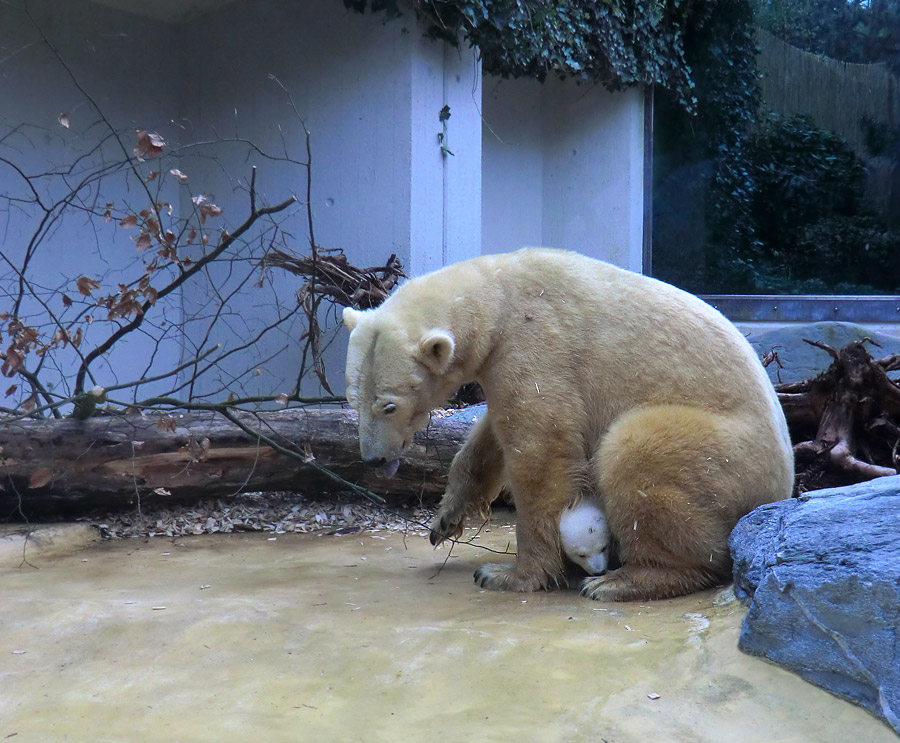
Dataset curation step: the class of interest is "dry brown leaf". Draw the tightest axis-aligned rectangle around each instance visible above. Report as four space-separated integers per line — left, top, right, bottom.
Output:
119 214 138 228
157 416 177 432
76 276 101 297
135 233 152 251
144 171 159 183
199 203 223 223
5 384 17 396
169 168 188 183
28 468 53 489
133 130 166 161
71 327 83 349
181 437 211 463
61 294 73 308
58 112 70 129
275 393 290 405
21 393 37 413
1 347 24 377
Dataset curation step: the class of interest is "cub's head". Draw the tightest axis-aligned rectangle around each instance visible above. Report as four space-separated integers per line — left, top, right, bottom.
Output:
560 499 611 576
343 306 456 477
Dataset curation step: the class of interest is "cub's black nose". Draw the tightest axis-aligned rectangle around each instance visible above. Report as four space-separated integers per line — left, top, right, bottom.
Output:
363 456 387 468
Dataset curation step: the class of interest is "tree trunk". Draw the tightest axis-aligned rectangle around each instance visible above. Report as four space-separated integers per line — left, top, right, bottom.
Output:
0 407 484 517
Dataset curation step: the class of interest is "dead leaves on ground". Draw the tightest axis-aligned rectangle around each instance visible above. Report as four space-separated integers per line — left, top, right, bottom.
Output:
89 492 434 540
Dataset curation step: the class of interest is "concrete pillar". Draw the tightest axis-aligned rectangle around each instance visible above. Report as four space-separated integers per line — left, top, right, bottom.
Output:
408 38 482 277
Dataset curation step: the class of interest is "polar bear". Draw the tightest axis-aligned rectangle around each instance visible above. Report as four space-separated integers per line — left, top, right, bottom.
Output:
342 248 794 601
560 497 611 576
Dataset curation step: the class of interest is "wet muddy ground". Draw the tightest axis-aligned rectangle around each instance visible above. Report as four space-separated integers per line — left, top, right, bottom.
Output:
1 520 895 742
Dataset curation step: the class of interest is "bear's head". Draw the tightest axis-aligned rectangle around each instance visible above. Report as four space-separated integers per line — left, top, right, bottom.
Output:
343 306 456 477
560 499 611 576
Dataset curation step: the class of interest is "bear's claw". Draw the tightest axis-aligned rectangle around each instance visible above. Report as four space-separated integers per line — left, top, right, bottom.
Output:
429 512 464 546
474 563 565 592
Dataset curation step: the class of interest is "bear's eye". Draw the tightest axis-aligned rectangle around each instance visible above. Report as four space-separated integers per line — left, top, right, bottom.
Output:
383 402 397 415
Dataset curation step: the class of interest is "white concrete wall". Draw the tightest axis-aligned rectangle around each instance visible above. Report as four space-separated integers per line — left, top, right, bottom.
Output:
2 0 644 408
0 0 485 403
0 0 182 404
481 76 645 272
408 40 483 276
175 0 482 397
481 76 545 258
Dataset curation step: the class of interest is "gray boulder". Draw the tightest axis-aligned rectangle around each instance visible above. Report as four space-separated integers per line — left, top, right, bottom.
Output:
747 321 900 385
730 476 900 733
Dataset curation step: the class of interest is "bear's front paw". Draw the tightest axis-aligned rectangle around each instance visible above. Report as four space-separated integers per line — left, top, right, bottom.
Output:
429 510 465 546
474 563 565 592
580 574 628 602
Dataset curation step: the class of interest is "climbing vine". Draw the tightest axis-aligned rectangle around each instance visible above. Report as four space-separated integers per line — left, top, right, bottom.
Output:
344 0 762 291
344 0 700 110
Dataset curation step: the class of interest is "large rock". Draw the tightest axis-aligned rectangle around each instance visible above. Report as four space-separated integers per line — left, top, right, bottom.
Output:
730 476 900 734
748 321 900 385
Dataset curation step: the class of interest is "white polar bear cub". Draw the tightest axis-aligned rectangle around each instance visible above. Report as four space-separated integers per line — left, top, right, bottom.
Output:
560 498 611 576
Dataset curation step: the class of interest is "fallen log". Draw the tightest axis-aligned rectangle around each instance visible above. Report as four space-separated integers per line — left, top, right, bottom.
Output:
0 406 484 517
7 335 900 519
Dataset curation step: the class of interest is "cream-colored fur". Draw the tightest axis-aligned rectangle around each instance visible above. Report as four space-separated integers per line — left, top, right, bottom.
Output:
343 248 794 601
560 497 611 576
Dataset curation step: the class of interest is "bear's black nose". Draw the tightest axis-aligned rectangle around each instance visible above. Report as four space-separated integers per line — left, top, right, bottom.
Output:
363 456 387 468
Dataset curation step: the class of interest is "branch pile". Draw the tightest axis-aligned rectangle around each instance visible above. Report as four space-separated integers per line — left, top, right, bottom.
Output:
263 247 405 310
774 339 900 493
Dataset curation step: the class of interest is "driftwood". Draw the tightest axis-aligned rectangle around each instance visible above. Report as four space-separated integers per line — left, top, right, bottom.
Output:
0 407 481 517
775 339 900 494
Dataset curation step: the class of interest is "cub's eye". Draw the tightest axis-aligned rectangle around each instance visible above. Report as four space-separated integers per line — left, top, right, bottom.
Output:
383 402 397 415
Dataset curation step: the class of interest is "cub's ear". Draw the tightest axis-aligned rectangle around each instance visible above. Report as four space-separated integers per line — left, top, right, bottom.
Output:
417 330 455 374
343 307 364 331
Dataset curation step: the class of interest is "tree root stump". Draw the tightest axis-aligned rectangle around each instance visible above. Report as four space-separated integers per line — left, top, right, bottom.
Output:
774 339 900 494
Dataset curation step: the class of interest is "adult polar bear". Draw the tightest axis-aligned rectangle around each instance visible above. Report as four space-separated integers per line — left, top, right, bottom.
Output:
342 249 794 601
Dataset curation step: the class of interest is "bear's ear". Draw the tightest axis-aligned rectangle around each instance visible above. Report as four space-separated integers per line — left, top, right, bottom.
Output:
343 307 363 331
417 330 455 374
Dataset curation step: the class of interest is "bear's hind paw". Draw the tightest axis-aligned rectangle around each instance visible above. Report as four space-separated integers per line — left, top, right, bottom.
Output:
580 566 719 602
474 563 565 592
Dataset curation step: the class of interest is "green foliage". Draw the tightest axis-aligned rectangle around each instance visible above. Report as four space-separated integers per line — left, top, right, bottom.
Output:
650 0 761 292
344 0 699 109
861 115 900 158
744 115 900 293
750 115 866 252
751 0 900 73
681 1 760 288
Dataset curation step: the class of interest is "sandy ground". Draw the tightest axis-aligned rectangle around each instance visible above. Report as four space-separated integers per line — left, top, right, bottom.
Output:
1 518 896 743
